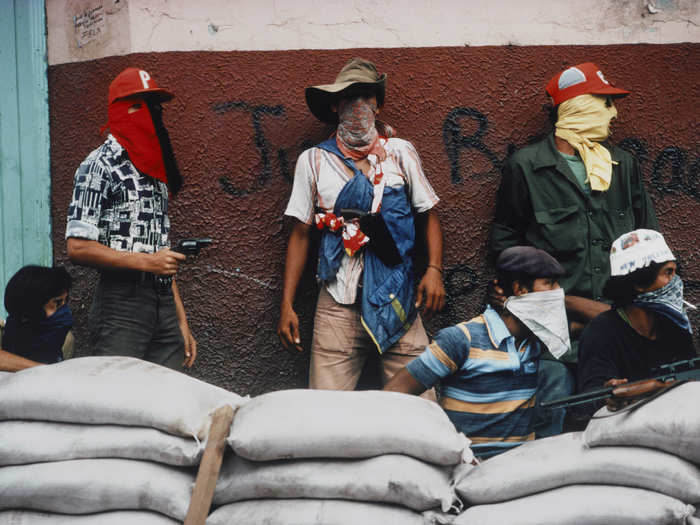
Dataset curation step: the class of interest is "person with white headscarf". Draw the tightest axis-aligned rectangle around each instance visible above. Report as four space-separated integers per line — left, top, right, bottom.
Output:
578 229 696 412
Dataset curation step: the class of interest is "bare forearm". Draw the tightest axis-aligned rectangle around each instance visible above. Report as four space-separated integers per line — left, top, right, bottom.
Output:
0 349 42 372
421 209 443 269
172 278 187 324
383 367 427 396
67 238 150 272
281 222 312 309
565 295 611 322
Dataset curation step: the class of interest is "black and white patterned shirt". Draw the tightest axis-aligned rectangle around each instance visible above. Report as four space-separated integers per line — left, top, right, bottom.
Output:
66 135 170 253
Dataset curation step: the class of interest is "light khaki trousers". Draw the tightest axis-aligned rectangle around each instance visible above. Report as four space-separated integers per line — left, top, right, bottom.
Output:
310 288 436 401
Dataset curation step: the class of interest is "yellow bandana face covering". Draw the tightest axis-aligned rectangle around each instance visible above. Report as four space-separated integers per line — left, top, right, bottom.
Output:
555 94 618 191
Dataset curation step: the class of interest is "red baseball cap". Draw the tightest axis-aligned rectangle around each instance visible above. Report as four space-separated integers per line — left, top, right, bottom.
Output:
108 67 174 105
546 62 630 106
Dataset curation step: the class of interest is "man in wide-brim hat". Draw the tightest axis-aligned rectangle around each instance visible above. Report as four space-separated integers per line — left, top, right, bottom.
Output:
278 57 445 394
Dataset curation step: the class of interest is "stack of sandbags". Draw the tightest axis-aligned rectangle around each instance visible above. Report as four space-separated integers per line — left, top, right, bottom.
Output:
207 389 472 524
584 382 700 463
0 356 247 523
449 382 700 524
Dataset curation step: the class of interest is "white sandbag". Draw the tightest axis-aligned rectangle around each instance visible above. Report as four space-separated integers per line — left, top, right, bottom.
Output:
454 485 696 525
584 382 700 463
0 356 246 439
206 499 426 525
423 510 457 524
229 389 471 465
0 420 203 466
0 458 193 520
213 453 458 512
0 510 180 524
454 431 700 504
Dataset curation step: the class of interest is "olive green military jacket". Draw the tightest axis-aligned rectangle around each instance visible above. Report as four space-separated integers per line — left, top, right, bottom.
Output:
491 134 659 303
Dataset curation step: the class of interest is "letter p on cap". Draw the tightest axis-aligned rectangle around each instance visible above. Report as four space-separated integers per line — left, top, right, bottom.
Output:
139 70 151 89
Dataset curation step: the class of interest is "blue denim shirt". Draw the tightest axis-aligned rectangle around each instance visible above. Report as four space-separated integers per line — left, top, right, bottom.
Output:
315 138 417 353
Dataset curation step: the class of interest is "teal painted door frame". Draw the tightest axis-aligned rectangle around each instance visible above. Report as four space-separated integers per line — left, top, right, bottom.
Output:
0 0 51 318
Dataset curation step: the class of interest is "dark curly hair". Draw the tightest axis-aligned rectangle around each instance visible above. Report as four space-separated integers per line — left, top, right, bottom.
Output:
602 261 666 306
4 265 72 321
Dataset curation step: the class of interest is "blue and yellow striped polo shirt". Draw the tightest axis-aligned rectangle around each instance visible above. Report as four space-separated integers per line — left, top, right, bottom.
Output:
406 305 540 458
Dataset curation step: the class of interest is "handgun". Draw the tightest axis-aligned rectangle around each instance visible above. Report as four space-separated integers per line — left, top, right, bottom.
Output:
172 238 212 256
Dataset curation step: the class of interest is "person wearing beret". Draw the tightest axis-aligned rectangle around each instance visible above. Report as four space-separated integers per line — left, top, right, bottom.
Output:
385 246 569 458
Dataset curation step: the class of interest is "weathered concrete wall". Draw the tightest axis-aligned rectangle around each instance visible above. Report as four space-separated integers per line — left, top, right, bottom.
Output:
49 45 700 395
47 0 700 65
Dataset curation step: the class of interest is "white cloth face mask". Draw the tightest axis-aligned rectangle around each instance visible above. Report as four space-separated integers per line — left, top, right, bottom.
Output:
504 287 571 359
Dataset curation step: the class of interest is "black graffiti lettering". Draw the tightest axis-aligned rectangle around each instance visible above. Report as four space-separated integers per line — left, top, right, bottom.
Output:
687 157 700 199
617 137 650 167
212 101 286 196
443 107 501 184
442 263 480 325
652 147 686 195
617 138 699 202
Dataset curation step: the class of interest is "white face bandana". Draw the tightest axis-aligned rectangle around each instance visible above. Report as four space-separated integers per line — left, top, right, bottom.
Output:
505 288 571 359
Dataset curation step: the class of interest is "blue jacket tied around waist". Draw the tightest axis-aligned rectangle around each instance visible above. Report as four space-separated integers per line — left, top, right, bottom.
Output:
316 138 417 353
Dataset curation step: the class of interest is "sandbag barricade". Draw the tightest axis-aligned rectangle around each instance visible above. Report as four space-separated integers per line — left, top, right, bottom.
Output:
206 499 427 525
448 384 700 523
0 510 182 524
0 356 246 439
229 389 471 465
453 485 696 525
0 458 193 520
0 356 247 522
0 421 203 466
584 382 700 463
217 389 469 518
213 453 457 512
454 431 700 505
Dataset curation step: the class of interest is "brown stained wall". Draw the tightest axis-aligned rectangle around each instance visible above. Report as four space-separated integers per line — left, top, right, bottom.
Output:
49 45 700 395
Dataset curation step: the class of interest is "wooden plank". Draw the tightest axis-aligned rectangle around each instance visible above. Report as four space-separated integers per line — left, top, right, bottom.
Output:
184 405 235 525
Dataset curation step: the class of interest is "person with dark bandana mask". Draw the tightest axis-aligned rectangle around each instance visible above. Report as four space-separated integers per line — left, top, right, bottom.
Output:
66 67 196 370
578 229 696 417
278 58 445 395
1 265 73 371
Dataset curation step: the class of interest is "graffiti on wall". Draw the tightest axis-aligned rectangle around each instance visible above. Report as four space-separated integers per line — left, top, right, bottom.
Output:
208 98 700 324
212 100 289 196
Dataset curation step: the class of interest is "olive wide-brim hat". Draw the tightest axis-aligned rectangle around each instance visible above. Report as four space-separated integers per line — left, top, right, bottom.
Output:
305 57 386 124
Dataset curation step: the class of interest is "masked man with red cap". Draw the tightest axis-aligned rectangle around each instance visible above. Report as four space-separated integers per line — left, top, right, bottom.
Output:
490 63 659 436
278 58 445 393
66 68 196 369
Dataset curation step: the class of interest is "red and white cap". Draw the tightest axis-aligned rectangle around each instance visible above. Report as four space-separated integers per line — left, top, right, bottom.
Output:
546 62 630 106
108 67 174 105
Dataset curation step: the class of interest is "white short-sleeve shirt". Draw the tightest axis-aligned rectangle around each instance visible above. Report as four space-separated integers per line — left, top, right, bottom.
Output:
285 137 439 304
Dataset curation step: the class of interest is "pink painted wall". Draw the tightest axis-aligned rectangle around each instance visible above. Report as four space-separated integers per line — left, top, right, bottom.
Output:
49 45 700 394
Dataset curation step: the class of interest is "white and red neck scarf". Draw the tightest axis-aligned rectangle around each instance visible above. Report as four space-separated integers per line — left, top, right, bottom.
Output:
335 97 395 161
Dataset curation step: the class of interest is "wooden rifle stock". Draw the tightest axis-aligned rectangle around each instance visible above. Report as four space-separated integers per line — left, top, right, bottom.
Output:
540 357 700 410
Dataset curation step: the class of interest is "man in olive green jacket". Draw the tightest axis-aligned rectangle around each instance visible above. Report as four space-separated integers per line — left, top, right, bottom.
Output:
490 62 658 436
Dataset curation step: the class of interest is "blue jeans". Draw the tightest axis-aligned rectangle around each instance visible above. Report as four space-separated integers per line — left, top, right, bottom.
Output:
88 276 184 370
533 359 574 438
